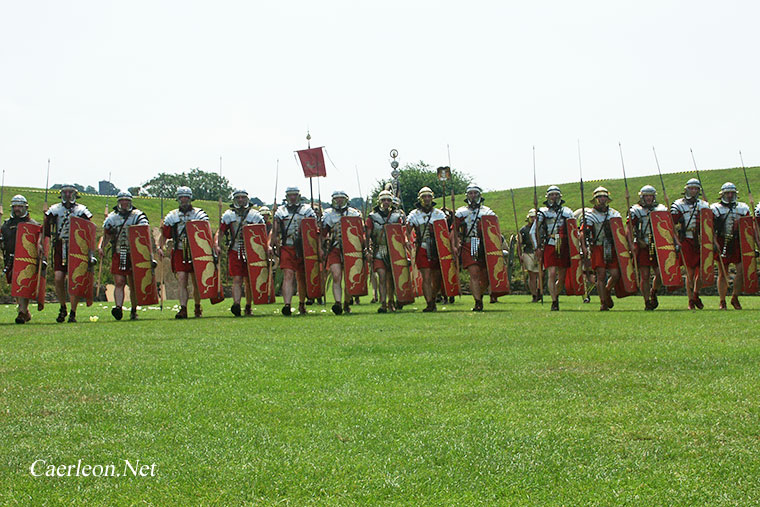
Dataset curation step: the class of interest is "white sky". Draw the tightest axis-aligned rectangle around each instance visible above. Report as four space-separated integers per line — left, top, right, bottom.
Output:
1 0 758 199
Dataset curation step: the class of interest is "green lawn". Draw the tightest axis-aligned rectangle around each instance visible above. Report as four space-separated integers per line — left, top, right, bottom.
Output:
1 295 759 505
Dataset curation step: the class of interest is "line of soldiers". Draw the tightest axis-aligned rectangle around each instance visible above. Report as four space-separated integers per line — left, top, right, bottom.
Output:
521 179 760 311
2 178 759 323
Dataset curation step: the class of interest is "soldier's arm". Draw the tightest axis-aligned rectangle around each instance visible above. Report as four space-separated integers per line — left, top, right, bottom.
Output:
98 227 111 257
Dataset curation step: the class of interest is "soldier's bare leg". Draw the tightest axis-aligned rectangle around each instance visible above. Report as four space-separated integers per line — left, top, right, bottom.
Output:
282 269 295 305
113 273 127 307
607 268 619 296
330 263 343 304
191 276 201 316
595 267 609 309
377 268 387 305
177 271 190 307
54 270 67 305
420 267 434 307
528 271 538 298
15 297 31 323
731 262 743 309
232 275 243 305
546 266 558 301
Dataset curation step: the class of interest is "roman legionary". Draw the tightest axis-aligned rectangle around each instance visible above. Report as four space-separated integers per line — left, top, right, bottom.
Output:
629 185 668 310
216 189 264 317
158 186 212 319
520 209 540 302
40 184 93 323
98 191 149 321
321 190 362 315
711 182 751 310
580 187 621 311
1 195 39 323
406 187 447 312
670 178 710 309
366 188 405 313
272 187 316 316
530 185 574 311
453 184 496 311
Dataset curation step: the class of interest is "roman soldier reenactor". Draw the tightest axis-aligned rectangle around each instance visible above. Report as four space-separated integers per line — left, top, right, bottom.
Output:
453 184 496 311
1 195 39 323
366 188 405 313
520 209 540 302
711 182 751 310
40 184 93 323
216 189 264 317
320 190 362 315
406 187 447 312
158 186 212 319
670 178 710 309
98 191 149 321
581 187 621 311
271 186 316 316
629 185 668 310
530 185 574 311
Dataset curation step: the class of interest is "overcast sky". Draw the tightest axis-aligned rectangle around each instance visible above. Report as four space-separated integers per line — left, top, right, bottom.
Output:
1 0 758 200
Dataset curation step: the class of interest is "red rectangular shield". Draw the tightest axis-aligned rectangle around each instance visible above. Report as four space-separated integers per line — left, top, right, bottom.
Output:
301 217 324 299
699 208 715 286
242 223 271 304
127 224 159 305
479 215 509 296
37 236 50 310
650 210 683 288
186 220 224 302
296 147 327 178
433 219 460 297
12 222 42 299
67 215 97 306
610 216 637 294
340 216 368 296
738 215 759 294
564 218 585 296
385 223 415 304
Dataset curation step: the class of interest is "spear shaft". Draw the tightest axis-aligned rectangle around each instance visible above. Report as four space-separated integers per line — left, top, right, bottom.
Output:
510 188 527 283
618 142 639 282
532 146 543 303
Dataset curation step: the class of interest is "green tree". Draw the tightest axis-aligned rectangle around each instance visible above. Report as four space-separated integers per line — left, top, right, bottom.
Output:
370 161 471 211
143 169 233 201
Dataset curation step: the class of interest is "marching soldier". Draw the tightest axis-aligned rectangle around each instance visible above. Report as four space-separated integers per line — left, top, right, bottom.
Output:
321 190 362 315
670 179 710 309
158 186 213 319
1 195 39 323
40 184 93 323
453 184 496 311
712 182 751 310
366 188 405 313
217 189 264 317
531 185 574 311
271 187 316 316
581 187 621 311
629 185 667 310
520 209 541 302
98 191 149 320
406 187 447 312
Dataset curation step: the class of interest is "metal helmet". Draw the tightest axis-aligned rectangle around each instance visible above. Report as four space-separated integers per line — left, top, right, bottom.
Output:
684 178 701 191
258 206 271 216
466 184 482 194
11 194 28 206
465 184 483 205
59 184 78 203
232 189 249 208
377 189 393 202
592 186 611 202
638 185 657 197
719 182 738 203
526 208 536 220
232 189 248 198
331 189 349 200
117 190 133 202
545 185 562 198
418 186 434 199
285 186 300 196
176 186 193 201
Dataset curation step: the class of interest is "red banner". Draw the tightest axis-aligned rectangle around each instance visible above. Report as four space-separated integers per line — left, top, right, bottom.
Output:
650 210 683 288
127 224 159 305
385 223 415 304
340 216 368 296
300 217 324 299
296 147 327 178
479 215 509 297
67 216 96 306
433 219 460 297
12 222 42 299
564 217 585 296
242 223 271 304
699 208 715 286
186 220 224 302
738 215 759 294
610 216 637 295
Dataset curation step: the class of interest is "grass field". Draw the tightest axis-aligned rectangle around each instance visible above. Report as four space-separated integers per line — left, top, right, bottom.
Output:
2 295 759 505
